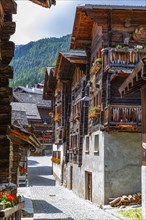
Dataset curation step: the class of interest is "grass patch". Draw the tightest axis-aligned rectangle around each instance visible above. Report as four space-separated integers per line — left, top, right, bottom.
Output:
118 208 142 220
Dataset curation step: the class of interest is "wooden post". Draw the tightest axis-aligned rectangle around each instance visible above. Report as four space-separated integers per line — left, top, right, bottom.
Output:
141 85 146 220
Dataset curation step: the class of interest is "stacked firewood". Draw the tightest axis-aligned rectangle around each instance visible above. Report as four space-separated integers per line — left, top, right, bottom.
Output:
109 193 141 207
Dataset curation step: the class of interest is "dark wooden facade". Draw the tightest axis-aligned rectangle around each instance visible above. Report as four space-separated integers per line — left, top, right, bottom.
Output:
44 52 87 166
0 0 17 183
54 52 86 150
70 5 146 133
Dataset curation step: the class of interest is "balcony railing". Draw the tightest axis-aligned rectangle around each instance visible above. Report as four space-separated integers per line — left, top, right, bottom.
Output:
103 48 146 71
104 105 142 130
0 201 24 220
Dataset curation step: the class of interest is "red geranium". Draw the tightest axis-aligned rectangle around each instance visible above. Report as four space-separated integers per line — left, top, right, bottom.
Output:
0 191 17 208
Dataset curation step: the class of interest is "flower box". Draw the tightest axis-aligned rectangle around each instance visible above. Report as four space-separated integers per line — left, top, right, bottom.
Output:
0 201 24 218
0 192 19 209
89 106 101 119
19 167 27 176
51 157 60 164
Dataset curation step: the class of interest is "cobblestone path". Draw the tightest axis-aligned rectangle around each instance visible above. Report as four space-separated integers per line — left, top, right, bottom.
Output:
28 156 122 220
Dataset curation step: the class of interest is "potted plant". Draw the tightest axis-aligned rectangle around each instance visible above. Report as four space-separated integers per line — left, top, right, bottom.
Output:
54 113 61 122
95 57 102 64
89 105 101 119
0 191 18 208
116 44 122 49
55 88 61 95
19 167 27 176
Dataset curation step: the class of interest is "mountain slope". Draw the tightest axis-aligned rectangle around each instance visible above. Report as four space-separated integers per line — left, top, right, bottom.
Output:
10 34 71 87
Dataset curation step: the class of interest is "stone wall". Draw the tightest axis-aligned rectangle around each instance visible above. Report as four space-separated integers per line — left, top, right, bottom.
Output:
104 132 141 203
66 130 141 205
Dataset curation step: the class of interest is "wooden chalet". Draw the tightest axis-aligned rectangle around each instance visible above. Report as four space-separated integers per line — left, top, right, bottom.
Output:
119 60 146 219
46 51 86 183
70 5 146 132
65 4 145 205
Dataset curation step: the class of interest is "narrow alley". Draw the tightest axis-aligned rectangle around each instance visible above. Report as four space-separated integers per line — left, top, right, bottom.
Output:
22 156 123 220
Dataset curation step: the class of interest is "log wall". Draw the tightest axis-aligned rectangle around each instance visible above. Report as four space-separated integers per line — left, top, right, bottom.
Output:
0 0 16 183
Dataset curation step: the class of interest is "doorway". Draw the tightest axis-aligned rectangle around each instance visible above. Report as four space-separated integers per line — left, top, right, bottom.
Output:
85 171 92 201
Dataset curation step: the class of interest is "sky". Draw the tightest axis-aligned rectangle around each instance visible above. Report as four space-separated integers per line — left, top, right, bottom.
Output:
11 0 146 45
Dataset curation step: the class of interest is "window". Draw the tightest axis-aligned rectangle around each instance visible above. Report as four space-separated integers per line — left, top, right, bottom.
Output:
94 134 99 153
71 135 78 148
86 136 89 153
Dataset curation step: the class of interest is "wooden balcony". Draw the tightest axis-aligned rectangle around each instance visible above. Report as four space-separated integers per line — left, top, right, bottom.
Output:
103 105 142 131
103 48 146 72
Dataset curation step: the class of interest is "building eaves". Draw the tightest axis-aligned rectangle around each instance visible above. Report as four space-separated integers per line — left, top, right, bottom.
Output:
83 4 146 10
11 102 41 120
13 92 51 108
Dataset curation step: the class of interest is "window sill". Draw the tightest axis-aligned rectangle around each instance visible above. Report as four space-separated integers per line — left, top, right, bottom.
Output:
85 151 89 154
94 151 99 155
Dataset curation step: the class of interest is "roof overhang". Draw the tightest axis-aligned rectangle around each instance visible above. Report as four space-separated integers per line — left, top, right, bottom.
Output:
29 0 56 8
54 52 87 79
8 125 41 152
71 4 146 50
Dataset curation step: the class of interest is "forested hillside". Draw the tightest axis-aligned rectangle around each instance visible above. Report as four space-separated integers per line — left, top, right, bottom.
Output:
10 34 71 87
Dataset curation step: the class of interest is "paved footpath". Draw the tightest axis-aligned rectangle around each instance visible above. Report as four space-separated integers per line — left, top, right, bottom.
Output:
26 156 125 220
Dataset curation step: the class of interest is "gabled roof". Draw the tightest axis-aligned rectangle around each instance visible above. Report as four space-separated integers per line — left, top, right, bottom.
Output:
11 102 41 121
54 51 87 80
29 0 56 8
14 86 43 95
13 92 51 108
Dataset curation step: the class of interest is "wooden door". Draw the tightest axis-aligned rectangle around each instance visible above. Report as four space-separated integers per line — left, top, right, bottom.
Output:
85 172 92 201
